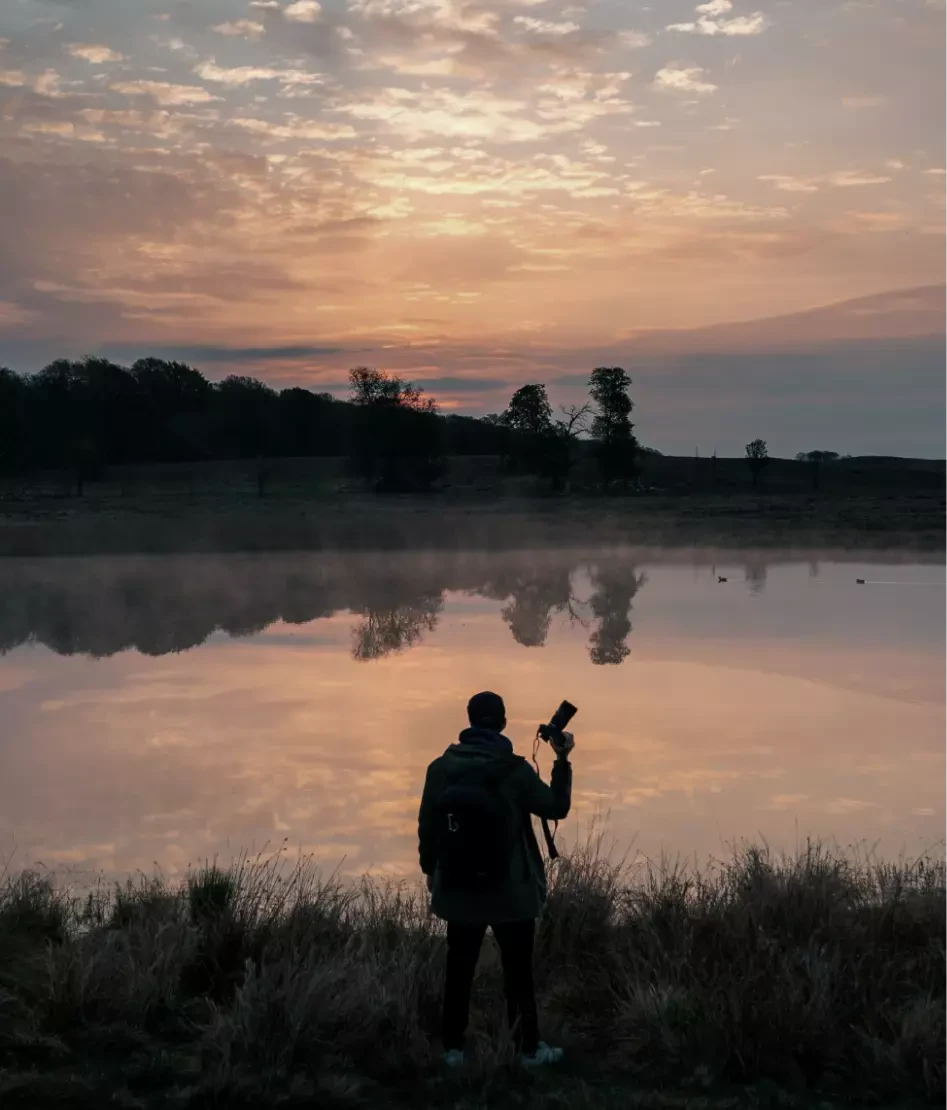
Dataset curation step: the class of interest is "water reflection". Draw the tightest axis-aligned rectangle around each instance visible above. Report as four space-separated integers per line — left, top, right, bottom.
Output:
491 566 575 649
352 597 443 661
0 548 943 881
0 552 653 666
588 564 647 665
744 558 768 597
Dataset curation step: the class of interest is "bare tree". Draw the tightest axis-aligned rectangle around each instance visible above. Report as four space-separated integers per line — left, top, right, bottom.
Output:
557 402 592 437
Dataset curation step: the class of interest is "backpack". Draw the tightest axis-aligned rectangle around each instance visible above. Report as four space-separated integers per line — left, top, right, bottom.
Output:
434 764 520 892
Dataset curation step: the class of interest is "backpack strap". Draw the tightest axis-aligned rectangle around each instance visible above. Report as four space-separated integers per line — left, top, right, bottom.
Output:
451 754 525 790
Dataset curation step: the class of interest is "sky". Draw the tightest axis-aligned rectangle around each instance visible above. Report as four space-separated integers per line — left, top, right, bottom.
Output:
0 0 944 455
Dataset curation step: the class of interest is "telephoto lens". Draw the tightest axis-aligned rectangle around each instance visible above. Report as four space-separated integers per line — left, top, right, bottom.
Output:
549 700 577 733
539 700 577 741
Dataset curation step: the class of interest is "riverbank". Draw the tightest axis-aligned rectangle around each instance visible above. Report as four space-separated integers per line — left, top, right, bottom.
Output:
0 489 943 556
1 840 943 1109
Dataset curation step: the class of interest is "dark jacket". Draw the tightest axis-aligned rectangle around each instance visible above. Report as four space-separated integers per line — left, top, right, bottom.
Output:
418 727 572 923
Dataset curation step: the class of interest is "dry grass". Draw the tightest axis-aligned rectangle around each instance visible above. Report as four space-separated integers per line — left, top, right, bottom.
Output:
0 484 944 557
0 839 943 1108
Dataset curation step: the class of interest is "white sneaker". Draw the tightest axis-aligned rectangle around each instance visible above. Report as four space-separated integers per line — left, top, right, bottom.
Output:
442 1049 465 1068
521 1042 564 1067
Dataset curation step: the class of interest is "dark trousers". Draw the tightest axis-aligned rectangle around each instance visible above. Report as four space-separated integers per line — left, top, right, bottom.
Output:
442 919 539 1055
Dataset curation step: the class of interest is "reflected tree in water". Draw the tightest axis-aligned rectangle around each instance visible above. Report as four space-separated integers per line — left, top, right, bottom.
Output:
350 596 443 661
479 567 577 647
0 554 646 663
744 559 768 596
587 563 647 665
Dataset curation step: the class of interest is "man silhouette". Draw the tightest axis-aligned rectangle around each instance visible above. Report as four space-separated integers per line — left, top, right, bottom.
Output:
417 691 573 1067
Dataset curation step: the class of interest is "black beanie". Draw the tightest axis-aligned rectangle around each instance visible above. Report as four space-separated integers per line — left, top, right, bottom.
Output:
467 691 506 728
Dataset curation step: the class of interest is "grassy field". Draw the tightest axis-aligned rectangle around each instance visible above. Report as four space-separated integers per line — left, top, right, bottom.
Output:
0 491 943 557
0 454 942 557
1 840 943 1109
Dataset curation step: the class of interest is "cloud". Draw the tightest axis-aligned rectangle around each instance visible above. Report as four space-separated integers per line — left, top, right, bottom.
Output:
0 153 237 335
668 1 765 36
66 43 125 64
828 170 893 187
334 87 575 142
617 31 652 48
654 65 717 94
101 343 348 363
696 0 732 13
758 174 819 194
0 68 76 98
341 0 616 81
195 61 284 85
760 170 895 192
21 120 106 143
212 20 266 38
349 145 626 198
285 0 322 22
514 16 581 35
413 375 507 392
229 116 356 140
111 80 222 106
194 60 323 87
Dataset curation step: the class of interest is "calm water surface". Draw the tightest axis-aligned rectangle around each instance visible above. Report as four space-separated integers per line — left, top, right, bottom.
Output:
1 548 943 880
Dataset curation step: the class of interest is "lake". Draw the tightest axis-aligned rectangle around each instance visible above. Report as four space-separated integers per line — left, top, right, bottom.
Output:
1 548 943 882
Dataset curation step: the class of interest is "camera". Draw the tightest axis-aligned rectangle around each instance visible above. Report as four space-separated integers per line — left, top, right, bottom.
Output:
538 700 577 744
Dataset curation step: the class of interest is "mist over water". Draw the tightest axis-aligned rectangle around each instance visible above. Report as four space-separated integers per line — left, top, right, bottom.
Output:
1 547 943 882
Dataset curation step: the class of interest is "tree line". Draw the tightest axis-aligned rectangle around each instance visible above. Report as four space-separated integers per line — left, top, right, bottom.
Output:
0 358 640 494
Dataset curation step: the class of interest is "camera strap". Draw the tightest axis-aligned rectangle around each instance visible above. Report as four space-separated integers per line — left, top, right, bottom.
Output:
532 728 561 862
540 817 560 861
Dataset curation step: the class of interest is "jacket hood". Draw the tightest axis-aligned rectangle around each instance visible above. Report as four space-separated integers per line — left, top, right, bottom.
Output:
457 726 513 752
445 728 519 765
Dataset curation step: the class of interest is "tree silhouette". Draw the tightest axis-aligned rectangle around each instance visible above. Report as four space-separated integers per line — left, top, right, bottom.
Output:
276 387 341 458
501 384 553 437
496 386 592 491
499 383 553 476
540 403 592 493
589 367 638 490
587 563 646 665
2 357 636 497
29 359 109 494
213 375 281 466
745 438 770 490
0 367 27 478
130 358 212 461
795 449 839 491
348 367 443 492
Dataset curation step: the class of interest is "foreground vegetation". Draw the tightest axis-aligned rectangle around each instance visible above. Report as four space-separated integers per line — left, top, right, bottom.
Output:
1 840 943 1108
